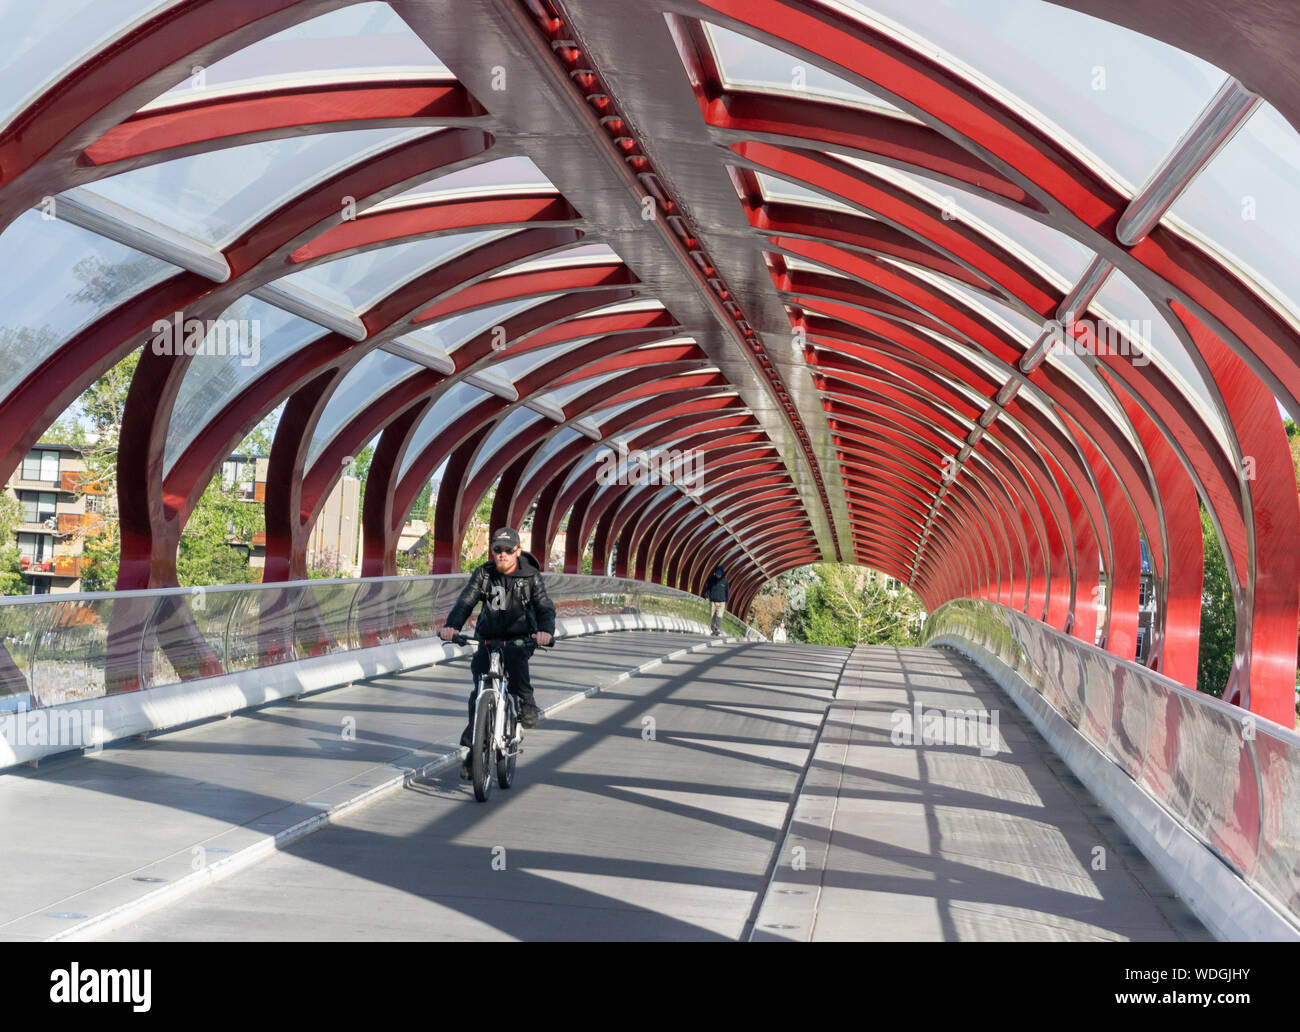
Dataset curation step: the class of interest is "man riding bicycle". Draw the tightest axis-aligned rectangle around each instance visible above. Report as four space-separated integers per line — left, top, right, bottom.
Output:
440 527 556 780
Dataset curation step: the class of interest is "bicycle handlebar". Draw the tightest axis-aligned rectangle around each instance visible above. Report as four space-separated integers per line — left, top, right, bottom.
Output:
451 632 554 649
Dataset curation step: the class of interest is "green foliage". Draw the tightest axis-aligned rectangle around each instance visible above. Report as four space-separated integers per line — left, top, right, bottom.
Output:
79 349 139 497
410 479 432 521
0 494 26 595
750 564 926 646
78 521 121 592
236 407 279 458
460 485 496 573
396 540 430 576
41 414 87 447
176 481 263 587
1197 507 1236 698
350 443 375 515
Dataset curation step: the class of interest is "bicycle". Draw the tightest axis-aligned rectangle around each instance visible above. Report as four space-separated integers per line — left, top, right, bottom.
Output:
453 633 549 802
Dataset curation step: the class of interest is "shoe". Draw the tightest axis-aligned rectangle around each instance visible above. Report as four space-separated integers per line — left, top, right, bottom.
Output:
519 703 540 729
460 759 471 780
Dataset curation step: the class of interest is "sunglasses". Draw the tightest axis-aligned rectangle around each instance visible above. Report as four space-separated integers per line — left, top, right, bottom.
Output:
492 545 516 554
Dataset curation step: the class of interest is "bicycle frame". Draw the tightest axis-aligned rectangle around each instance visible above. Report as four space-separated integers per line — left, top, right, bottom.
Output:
450 631 550 799
473 648 522 758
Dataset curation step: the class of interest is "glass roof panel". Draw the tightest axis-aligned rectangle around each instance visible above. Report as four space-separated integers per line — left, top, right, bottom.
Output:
703 22 907 118
383 156 554 208
1 0 176 132
1167 101 1300 329
488 338 594 381
1041 344 1133 439
523 426 581 482
78 127 437 249
468 406 545 479
154 2 446 103
398 381 490 480
491 243 620 277
780 252 856 281
165 297 325 474
1090 267 1231 457
541 368 639 409
0 212 176 404
834 153 1095 286
404 295 563 356
756 172 862 215
306 349 425 470
878 257 1042 343
276 230 511 313
831 0 1226 191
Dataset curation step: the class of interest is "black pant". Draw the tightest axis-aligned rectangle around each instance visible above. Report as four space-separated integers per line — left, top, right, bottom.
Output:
461 642 536 747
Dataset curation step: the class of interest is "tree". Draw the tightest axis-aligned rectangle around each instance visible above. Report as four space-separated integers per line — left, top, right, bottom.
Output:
79 349 139 498
748 564 925 646
237 407 280 458
78 520 120 593
40 414 87 447
410 479 432 521
803 565 925 647
176 480 263 587
1197 507 1235 697
748 590 787 638
459 485 496 572
38 350 137 592
350 443 375 514
0 494 26 595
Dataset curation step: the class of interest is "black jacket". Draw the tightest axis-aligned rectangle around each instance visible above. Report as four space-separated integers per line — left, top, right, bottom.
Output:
445 550 557 639
704 572 729 603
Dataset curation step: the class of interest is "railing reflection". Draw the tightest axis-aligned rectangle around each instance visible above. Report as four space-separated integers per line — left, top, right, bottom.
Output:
0 574 763 709
924 597 1300 927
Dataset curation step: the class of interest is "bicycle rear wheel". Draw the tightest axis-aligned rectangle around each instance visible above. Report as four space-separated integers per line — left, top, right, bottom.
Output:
471 686 495 802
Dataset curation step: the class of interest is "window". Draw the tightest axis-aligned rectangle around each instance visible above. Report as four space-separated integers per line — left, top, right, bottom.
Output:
19 491 57 524
17 532 52 561
20 449 59 482
84 494 104 514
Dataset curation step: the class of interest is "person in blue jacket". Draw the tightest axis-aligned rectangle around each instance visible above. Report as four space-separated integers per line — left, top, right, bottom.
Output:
704 566 729 636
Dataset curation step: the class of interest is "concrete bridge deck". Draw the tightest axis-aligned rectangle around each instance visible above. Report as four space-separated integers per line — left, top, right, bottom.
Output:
3 636 1206 942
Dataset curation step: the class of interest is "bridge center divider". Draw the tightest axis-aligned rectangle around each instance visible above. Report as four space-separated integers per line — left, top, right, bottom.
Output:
924 597 1300 939
0 574 763 769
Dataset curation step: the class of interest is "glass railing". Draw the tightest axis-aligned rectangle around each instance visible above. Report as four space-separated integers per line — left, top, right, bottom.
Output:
923 597 1300 927
0 574 762 710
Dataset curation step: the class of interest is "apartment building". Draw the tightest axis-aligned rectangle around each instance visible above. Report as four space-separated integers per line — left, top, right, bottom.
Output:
222 454 362 577
5 443 106 594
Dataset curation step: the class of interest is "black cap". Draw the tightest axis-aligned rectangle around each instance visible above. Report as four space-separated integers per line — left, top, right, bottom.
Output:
491 527 520 550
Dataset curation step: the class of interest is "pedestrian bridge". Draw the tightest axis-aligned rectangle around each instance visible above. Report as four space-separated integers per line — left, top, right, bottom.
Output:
6 0 1300 944
0 578 1291 941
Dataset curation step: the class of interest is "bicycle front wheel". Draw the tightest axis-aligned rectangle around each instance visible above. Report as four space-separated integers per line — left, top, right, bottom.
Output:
471 688 495 802
497 697 517 789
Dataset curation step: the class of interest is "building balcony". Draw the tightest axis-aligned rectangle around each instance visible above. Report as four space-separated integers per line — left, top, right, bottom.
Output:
19 556 82 578
56 512 105 535
60 471 104 494
9 475 63 492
